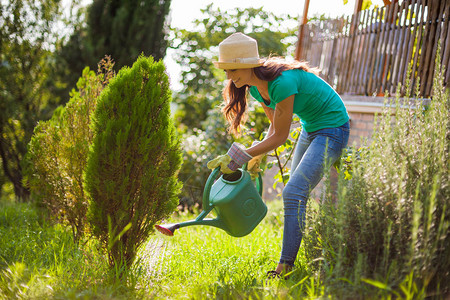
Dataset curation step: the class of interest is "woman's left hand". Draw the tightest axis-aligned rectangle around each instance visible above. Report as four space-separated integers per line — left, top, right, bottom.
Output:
247 154 263 179
247 141 264 179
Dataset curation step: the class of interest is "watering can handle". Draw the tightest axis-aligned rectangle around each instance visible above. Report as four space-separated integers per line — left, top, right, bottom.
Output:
202 167 221 211
256 172 263 196
203 167 263 211
243 163 263 197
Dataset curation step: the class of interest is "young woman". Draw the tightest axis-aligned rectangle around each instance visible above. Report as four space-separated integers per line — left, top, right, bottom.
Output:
207 32 350 278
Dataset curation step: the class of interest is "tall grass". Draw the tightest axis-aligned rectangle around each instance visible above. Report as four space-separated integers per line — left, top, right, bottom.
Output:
0 200 142 299
303 53 449 298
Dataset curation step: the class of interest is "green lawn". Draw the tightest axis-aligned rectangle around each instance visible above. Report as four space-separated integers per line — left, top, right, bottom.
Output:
1 198 338 299
141 199 316 299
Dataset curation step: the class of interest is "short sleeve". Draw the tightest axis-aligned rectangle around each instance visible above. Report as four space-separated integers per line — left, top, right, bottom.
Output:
269 73 298 104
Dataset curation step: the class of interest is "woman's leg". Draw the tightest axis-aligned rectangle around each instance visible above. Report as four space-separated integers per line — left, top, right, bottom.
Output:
274 129 310 274
277 123 350 271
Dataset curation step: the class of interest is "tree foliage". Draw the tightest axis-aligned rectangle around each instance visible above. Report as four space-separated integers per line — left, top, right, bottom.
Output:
171 4 298 131
57 0 172 99
23 57 115 241
84 56 182 268
0 0 64 200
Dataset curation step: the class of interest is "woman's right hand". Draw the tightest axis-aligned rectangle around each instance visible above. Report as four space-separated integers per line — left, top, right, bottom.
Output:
207 154 234 174
207 143 253 174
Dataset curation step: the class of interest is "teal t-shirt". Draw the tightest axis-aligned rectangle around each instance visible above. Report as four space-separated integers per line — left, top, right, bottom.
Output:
249 69 349 132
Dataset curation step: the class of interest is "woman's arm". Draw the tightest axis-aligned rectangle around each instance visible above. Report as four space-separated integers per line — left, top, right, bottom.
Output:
246 95 294 157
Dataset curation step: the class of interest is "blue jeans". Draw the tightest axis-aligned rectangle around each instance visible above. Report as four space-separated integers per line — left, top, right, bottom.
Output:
279 121 350 266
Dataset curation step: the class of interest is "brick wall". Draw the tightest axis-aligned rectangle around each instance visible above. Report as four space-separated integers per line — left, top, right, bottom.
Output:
348 112 375 147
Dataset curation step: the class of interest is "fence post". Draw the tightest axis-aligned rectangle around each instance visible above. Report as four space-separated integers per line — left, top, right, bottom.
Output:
295 0 310 60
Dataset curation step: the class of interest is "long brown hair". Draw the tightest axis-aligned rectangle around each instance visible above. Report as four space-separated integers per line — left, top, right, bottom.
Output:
221 57 320 136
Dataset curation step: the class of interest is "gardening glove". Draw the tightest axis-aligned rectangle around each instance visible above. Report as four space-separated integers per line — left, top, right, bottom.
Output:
247 141 265 180
207 143 253 174
207 154 234 174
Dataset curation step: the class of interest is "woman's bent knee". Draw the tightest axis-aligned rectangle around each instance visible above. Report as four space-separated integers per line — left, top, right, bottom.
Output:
282 182 309 213
283 181 309 202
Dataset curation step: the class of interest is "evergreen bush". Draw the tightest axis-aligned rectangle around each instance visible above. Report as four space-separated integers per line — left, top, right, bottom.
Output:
84 55 182 269
23 58 115 241
304 52 449 297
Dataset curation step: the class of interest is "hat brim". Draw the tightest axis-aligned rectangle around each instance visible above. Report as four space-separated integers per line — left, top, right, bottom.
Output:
213 61 263 69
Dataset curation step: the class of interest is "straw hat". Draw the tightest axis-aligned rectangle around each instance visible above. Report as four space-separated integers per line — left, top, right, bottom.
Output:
213 32 264 69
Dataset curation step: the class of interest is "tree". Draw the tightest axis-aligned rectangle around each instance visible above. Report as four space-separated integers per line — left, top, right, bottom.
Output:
57 0 172 99
0 0 64 200
84 56 182 269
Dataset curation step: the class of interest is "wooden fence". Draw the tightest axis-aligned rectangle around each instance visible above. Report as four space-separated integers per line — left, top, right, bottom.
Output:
298 0 449 98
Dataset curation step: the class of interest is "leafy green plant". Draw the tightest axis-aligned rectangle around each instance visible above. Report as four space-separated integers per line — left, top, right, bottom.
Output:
23 57 115 242
303 49 449 297
84 55 182 270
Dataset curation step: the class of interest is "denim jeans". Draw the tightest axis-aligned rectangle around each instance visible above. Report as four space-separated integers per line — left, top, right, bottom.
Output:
279 121 350 266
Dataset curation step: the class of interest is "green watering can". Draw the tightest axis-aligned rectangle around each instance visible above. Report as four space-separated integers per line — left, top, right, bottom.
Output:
155 167 267 237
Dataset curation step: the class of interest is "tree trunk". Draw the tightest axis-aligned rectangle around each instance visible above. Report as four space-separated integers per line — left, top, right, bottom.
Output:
0 138 30 201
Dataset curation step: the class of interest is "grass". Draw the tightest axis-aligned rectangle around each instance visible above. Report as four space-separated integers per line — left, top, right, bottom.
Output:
1 197 340 299
140 199 311 299
0 200 124 299
5 196 419 299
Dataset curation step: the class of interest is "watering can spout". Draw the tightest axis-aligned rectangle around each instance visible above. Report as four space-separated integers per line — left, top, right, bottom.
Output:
155 218 226 236
155 223 180 236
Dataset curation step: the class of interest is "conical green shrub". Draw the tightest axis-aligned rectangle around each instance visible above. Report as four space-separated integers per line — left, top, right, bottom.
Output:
84 55 182 268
